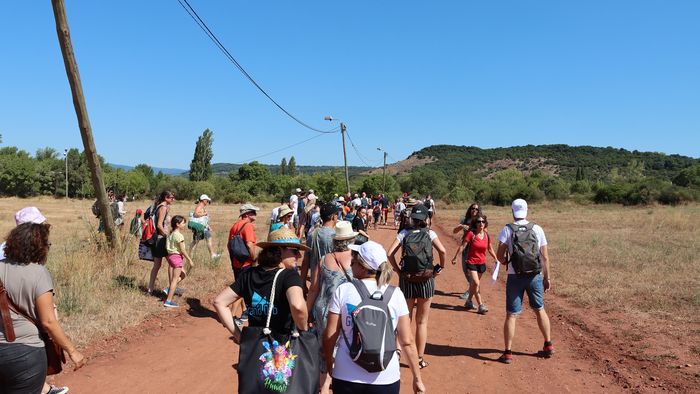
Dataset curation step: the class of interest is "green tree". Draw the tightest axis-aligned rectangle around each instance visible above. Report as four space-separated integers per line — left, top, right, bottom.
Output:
189 128 214 181
288 156 297 176
238 161 271 181
36 147 59 161
279 158 287 175
0 148 36 197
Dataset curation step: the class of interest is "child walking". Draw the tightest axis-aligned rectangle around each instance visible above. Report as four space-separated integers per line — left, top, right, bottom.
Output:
164 215 194 308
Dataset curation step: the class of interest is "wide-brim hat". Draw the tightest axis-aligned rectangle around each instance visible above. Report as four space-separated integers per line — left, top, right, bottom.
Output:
334 221 358 240
199 194 212 202
405 198 417 206
278 205 294 218
338 196 345 202
239 203 260 215
15 207 46 225
257 227 310 251
304 203 316 214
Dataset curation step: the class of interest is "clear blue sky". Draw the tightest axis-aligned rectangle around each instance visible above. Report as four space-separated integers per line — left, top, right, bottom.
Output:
1 1 698 169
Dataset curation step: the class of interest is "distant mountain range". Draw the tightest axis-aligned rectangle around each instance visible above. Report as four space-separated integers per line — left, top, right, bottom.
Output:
108 164 187 176
109 144 698 182
108 163 375 177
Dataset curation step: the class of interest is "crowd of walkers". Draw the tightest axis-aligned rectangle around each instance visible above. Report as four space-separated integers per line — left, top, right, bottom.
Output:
0 186 553 393
208 189 553 393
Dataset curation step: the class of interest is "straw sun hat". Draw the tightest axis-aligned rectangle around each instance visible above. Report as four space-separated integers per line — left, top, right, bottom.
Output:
333 221 358 241
278 205 294 218
257 227 310 251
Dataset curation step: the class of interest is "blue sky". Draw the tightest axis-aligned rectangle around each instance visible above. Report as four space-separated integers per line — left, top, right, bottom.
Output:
1 1 698 169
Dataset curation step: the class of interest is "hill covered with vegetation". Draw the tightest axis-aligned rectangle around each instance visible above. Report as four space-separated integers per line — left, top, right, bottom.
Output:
411 144 698 181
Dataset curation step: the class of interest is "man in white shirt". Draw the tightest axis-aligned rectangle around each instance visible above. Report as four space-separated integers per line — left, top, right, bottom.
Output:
496 199 553 364
351 193 362 208
289 188 300 229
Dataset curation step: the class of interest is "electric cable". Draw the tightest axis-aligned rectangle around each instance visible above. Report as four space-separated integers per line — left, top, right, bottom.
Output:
239 133 329 163
177 0 338 134
344 129 382 167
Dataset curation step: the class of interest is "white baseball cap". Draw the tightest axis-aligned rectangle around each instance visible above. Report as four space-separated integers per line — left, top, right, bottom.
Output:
295 188 302 193
239 203 260 215
15 207 47 226
512 199 528 219
348 241 387 271
199 194 212 202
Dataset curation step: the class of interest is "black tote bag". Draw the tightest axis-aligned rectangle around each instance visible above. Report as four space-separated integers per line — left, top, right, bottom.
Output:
237 269 320 394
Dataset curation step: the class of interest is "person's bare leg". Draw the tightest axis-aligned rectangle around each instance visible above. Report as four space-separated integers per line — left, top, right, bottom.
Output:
415 297 432 359
469 270 482 306
148 257 162 292
165 267 182 304
504 314 517 350
534 308 551 342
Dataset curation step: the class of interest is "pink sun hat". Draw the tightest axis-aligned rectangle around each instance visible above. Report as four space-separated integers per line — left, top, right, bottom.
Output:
15 207 47 226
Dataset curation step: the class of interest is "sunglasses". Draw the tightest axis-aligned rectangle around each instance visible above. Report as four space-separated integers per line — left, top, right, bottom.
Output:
471 207 479 210
475 220 486 224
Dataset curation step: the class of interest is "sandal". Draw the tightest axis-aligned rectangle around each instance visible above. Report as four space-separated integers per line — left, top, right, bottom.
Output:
418 357 429 369
396 349 402 360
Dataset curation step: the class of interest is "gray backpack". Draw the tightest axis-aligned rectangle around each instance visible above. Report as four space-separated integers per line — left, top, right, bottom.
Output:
341 280 397 373
507 223 541 276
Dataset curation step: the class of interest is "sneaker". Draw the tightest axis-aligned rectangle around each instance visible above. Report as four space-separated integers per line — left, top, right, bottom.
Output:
240 310 249 322
464 300 475 310
47 386 69 394
163 287 184 296
478 304 488 314
233 317 244 329
459 291 470 300
498 351 513 364
539 341 554 358
163 300 179 308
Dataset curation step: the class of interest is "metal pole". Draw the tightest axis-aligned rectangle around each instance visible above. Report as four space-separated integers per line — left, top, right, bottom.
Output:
382 151 387 194
340 122 350 195
64 149 68 199
51 0 120 249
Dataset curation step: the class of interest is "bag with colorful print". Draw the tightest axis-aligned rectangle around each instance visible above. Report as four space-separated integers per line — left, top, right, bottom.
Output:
237 269 320 394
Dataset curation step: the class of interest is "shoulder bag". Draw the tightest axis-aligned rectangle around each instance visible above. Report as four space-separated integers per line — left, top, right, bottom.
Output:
237 269 320 394
0 278 65 375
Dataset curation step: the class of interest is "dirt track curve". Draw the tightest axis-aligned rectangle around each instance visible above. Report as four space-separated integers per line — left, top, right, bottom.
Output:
52 220 677 393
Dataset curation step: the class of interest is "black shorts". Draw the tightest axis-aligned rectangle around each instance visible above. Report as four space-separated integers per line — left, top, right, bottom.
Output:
428 211 434 218
465 263 487 273
152 236 168 258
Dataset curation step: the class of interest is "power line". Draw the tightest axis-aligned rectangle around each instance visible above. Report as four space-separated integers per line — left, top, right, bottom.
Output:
240 133 329 163
345 129 382 167
177 0 338 134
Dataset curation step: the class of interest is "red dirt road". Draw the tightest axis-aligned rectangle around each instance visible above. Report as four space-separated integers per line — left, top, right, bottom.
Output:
53 221 687 393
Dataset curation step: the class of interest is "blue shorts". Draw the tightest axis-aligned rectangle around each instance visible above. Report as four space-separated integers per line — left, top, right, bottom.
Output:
505 273 545 315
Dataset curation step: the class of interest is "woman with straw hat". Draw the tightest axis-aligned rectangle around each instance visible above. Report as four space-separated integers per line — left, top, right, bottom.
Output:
270 204 294 233
214 227 310 338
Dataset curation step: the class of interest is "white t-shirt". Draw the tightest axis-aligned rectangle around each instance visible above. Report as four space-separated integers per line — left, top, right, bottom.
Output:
328 279 409 384
427 199 435 212
497 220 547 275
396 228 438 243
270 207 280 223
289 195 299 212
351 197 362 207
394 202 405 216
0 242 5 260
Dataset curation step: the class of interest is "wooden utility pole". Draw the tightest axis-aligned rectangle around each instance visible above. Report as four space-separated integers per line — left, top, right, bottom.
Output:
340 122 350 195
51 0 120 249
382 151 387 194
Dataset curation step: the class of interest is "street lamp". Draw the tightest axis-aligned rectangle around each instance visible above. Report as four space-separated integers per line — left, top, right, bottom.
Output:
324 116 350 195
376 148 388 194
64 148 68 199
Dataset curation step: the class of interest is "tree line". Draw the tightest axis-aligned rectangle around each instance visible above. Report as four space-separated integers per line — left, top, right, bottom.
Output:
1 132 698 206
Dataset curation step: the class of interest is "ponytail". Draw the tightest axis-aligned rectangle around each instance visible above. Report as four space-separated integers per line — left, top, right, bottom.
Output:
375 261 393 288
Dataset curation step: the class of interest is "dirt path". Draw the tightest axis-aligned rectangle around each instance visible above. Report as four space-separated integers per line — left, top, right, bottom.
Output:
53 221 657 393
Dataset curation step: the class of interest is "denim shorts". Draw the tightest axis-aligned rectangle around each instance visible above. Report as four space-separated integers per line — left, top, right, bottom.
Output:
0 343 47 394
505 273 544 315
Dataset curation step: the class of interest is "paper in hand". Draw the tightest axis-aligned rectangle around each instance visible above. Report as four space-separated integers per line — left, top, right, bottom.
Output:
491 261 501 284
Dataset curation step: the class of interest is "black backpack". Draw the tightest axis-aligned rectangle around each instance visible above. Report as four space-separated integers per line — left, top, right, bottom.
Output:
91 200 101 217
424 199 432 209
341 280 397 373
228 223 250 264
401 228 434 282
507 223 541 276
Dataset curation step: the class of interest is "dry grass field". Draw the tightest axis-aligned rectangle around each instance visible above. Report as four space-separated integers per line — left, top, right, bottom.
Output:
0 197 276 347
2 197 699 367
